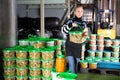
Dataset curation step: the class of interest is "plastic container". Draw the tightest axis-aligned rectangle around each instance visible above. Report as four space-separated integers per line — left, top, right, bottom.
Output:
86 57 93 62
90 34 96 40
3 58 15 67
29 59 41 68
110 58 119 62
16 67 28 76
54 39 62 46
16 58 28 68
42 68 52 78
97 34 104 40
29 68 41 77
55 46 61 56
46 40 55 46
29 76 41 80
18 39 29 46
41 49 54 60
93 57 101 62
56 72 77 80
4 67 15 76
104 39 112 46
89 45 96 51
16 76 28 80
112 52 119 58
56 54 66 72
104 51 111 58
42 59 54 68
112 46 119 52
3 48 15 58
4 76 15 80
89 62 97 69
102 57 110 62
80 60 88 68
89 40 96 45
29 48 41 59
96 50 103 58
97 45 104 51
88 50 95 57
15 48 28 59
97 40 104 45
112 39 119 46
42 77 52 80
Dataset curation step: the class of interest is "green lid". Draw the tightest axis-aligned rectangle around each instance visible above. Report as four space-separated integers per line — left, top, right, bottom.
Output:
93 57 101 61
19 39 28 42
57 73 77 79
16 76 28 78
3 58 15 60
4 66 15 69
41 68 53 70
41 59 54 62
112 46 119 48
41 48 54 52
29 67 41 70
16 58 28 60
111 58 119 60
16 67 28 69
57 53 65 58
69 31 83 34
15 48 27 52
89 62 97 64
113 39 119 42
102 57 110 61
90 34 96 36
3 47 15 52
80 60 88 63
29 76 41 78
4 76 15 78
29 58 40 61
29 48 41 52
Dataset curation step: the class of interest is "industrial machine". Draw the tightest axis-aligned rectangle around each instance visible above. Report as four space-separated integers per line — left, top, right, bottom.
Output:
97 0 116 39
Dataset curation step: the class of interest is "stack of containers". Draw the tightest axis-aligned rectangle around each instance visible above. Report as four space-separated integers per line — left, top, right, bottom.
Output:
41 48 55 80
88 34 97 58
86 34 98 69
54 39 63 56
15 46 28 80
3 47 16 80
28 48 41 80
111 39 120 62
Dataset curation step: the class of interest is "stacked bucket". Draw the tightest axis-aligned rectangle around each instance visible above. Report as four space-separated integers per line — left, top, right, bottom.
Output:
3 36 65 80
80 34 120 69
28 48 41 80
3 47 16 80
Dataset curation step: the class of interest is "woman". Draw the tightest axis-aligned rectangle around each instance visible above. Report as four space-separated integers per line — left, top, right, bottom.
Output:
62 5 88 73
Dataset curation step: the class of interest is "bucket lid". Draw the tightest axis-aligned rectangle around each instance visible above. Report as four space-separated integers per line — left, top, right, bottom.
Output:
57 73 77 79
29 48 41 52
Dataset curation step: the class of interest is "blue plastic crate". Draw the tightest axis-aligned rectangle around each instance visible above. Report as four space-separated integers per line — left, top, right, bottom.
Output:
97 62 120 69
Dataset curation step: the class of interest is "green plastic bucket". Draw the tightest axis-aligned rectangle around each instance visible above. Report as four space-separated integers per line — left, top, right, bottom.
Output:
57 73 77 80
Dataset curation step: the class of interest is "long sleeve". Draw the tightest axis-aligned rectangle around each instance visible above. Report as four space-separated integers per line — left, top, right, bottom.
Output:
61 19 73 35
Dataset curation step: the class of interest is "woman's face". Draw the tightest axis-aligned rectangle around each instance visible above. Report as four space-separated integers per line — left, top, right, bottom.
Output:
74 7 83 18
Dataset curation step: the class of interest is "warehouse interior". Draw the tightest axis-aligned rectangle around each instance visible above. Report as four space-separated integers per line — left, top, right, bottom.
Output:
0 0 120 80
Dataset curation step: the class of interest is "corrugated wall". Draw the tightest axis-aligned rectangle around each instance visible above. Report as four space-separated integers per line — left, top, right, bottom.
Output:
0 0 17 50
116 0 120 24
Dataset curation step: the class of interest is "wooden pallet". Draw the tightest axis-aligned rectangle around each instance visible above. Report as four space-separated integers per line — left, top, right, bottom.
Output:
80 68 120 76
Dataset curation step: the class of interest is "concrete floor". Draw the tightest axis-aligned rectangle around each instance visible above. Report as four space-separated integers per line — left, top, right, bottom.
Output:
77 73 120 80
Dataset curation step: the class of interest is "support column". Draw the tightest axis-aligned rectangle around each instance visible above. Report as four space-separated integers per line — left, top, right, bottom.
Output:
40 0 45 37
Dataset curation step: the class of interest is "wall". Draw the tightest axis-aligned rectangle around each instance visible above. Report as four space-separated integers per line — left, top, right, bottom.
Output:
17 4 66 20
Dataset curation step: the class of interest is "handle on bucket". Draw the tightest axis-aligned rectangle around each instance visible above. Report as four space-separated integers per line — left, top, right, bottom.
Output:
69 24 83 32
